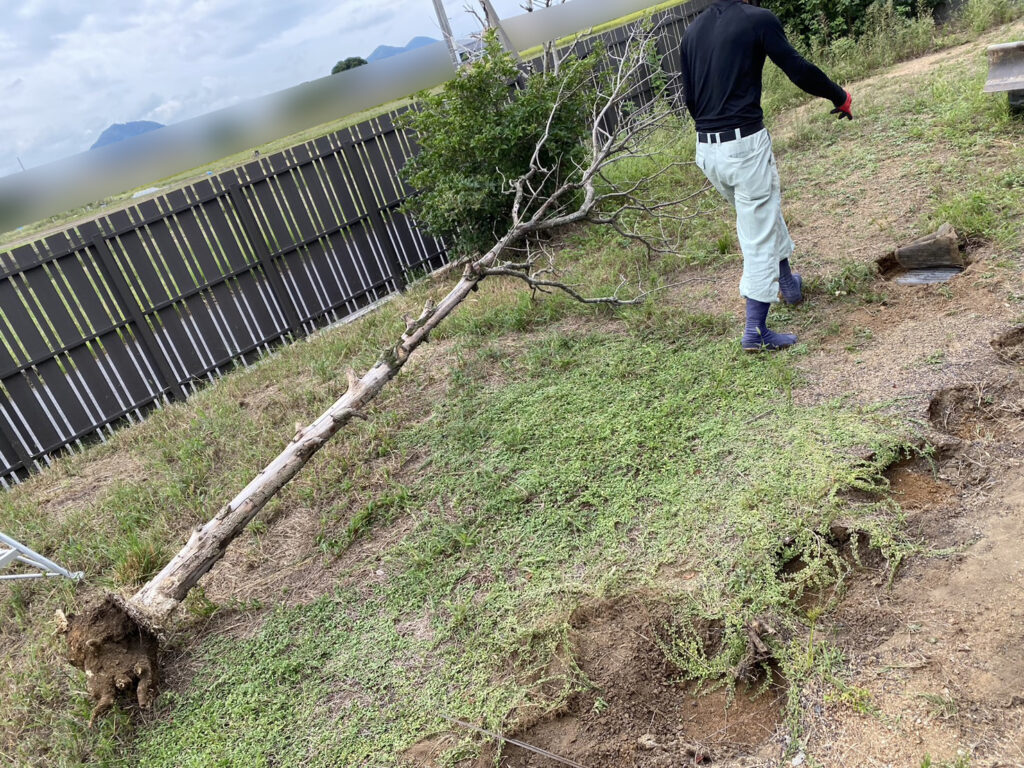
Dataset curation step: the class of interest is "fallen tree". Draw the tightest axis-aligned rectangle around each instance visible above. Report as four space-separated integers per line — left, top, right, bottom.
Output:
59 25 709 723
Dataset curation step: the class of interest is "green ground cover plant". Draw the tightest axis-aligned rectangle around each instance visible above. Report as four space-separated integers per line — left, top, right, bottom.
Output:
124 332 910 767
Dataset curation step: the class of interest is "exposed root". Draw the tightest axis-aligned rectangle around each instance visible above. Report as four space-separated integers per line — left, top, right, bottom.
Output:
991 326 1024 365
58 594 160 726
733 618 778 683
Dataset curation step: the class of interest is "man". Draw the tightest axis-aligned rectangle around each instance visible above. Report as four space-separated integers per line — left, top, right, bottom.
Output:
680 0 852 351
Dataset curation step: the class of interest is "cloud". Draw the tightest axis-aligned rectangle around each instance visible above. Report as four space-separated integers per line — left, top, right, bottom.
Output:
0 0 553 178
142 98 183 125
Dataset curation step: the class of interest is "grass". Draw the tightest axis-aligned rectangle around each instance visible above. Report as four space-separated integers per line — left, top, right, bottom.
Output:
123 332 909 767
763 0 1024 119
0 272 914 767
2 5 1023 767
917 691 960 720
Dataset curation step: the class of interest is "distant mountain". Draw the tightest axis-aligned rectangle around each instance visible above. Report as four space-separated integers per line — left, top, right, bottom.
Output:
366 36 438 63
90 121 164 150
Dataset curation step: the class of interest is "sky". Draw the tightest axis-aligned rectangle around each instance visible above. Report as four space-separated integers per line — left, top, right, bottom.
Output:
0 0 535 178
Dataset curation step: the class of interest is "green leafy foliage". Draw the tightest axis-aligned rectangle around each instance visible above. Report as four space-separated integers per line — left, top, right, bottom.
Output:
399 32 601 257
769 0 942 42
330 56 367 75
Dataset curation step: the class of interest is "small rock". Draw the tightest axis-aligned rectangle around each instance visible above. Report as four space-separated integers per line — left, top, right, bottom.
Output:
638 734 659 751
792 752 806 766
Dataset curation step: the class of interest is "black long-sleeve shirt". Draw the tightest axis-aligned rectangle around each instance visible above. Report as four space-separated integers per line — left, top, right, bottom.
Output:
679 0 846 132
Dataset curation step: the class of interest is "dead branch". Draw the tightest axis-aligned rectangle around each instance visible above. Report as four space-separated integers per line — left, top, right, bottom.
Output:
66 24 709 723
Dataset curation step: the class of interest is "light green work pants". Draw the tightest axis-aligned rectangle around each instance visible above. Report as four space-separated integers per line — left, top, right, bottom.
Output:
695 128 795 304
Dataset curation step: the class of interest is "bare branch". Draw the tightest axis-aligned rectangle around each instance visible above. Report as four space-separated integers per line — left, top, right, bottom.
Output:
481 267 646 306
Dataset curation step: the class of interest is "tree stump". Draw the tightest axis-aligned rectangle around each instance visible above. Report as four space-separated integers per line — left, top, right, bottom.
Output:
894 222 963 269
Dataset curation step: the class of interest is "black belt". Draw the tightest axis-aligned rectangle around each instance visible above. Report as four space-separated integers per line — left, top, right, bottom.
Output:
697 124 764 144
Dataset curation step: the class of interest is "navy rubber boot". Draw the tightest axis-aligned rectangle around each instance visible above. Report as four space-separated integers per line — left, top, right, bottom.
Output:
778 258 803 305
741 299 797 352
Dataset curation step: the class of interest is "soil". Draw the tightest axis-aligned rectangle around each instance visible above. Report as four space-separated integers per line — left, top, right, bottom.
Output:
491 598 783 768
797 377 1024 768
61 594 160 726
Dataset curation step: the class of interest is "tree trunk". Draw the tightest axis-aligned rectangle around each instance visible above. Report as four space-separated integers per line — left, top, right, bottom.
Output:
62 230 517 723
133 233 510 623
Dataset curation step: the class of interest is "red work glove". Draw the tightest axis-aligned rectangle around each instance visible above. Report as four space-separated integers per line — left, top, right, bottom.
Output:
831 91 853 120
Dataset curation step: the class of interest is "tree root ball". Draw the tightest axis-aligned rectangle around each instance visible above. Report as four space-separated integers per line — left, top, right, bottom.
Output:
59 594 160 725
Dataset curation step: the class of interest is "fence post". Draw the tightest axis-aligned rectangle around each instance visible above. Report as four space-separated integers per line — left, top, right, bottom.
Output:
88 234 188 402
226 182 305 336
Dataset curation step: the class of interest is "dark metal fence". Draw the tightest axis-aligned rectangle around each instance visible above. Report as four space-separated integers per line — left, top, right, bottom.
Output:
0 0 709 486
0 113 446 485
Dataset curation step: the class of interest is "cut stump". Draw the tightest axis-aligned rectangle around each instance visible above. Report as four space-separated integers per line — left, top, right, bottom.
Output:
893 222 963 269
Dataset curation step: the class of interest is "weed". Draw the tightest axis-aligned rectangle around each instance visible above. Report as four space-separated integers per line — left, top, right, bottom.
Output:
821 320 842 339
764 3 940 117
845 326 875 352
917 691 960 719
933 189 1016 245
184 586 220 619
320 488 412 555
622 304 735 345
921 751 972 768
811 261 884 304
961 0 1022 33
824 683 879 716
111 532 167 588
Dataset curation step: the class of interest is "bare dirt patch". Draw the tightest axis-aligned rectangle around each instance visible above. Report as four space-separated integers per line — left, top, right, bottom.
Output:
797 373 1024 767
30 451 146 527
479 597 783 768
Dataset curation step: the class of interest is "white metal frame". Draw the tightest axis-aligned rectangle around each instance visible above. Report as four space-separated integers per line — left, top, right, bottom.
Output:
0 532 83 581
